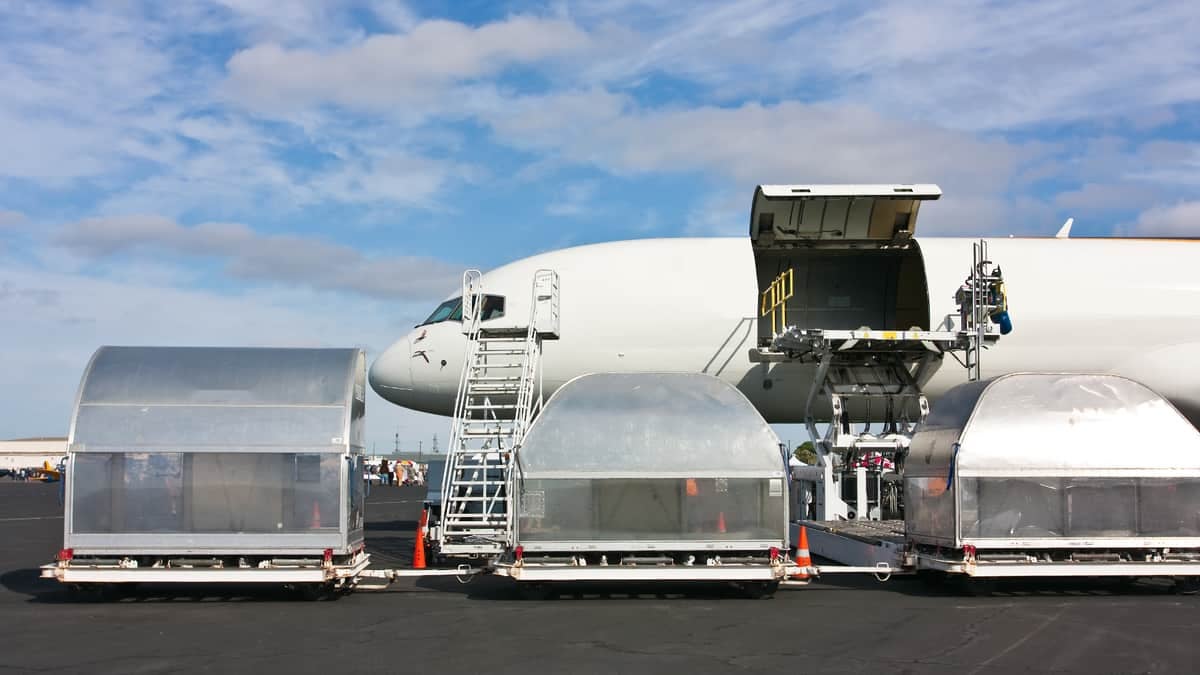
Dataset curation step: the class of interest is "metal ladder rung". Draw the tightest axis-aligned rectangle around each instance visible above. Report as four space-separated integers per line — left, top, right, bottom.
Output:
447 461 507 467
443 516 508 523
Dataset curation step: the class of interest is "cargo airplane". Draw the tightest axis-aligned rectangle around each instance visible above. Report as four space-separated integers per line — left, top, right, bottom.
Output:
369 185 1200 428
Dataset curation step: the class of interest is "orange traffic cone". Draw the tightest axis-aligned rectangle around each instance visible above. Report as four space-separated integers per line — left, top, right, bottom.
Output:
791 526 811 580
310 500 321 529
717 511 727 534
412 511 428 569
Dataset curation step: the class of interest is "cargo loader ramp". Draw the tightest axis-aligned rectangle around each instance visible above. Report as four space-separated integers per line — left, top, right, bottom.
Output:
753 184 1008 523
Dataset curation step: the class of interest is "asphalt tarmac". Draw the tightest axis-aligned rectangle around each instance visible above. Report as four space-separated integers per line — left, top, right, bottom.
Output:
3 481 1199 674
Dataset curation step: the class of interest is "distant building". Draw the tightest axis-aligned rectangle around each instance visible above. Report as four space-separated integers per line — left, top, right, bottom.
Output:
0 437 68 471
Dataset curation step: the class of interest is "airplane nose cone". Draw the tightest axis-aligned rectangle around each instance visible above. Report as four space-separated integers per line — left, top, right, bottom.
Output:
369 337 413 405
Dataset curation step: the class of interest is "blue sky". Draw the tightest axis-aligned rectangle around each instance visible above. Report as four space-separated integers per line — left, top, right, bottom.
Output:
1 0 1198 452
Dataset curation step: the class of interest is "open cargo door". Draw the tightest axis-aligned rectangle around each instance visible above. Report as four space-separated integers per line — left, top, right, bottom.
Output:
750 184 941 248
751 185 941 345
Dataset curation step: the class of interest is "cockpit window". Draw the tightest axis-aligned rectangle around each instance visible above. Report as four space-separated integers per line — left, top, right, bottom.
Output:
480 295 505 321
420 295 505 325
421 298 462 325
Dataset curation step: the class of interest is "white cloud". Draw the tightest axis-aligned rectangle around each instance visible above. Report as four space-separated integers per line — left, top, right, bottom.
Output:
545 181 600 217
484 95 1039 234
572 0 1200 131
0 210 26 227
209 0 361 46
311 151 485 208
0 2 481 216
489 96 1021 182
0 3 205 183
224 15 591 113
54 214 462 300
97 111 480 218
1129 202 1200 237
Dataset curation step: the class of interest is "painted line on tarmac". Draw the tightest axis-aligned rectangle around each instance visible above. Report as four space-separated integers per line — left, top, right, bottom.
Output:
0 515 64 522
370 500 420 504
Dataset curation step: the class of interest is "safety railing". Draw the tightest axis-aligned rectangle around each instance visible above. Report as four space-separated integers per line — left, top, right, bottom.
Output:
759 268 794 336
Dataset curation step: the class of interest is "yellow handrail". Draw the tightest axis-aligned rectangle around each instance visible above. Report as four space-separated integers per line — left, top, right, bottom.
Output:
759 268 794 335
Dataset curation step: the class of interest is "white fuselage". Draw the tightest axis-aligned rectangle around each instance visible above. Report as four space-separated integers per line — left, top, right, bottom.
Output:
370 237 1200 427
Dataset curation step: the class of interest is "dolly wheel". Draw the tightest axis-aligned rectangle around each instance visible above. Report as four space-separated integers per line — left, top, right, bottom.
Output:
71 583 126 602
741 581 779 599
295 582 337 601
516 582 554 601
961 577 997 597
1173 577 1200 595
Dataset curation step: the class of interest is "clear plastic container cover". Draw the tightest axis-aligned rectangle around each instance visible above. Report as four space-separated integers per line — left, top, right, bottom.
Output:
516 373 786 546
518 372 785 478
909 373 1200 475
72 452 343 534
959 477 1200 539
71 347 365 451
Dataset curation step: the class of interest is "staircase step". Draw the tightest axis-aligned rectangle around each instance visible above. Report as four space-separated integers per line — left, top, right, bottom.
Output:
444 516 508 523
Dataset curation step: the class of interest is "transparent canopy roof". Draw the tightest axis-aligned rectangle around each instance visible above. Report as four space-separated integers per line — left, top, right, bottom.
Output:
916 373 1200 473
71 347 365 451
518 373 784 478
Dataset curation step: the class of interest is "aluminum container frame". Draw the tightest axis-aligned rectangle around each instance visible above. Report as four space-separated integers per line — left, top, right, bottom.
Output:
61 346 367 558
513 372 790 555
905 372 1200 550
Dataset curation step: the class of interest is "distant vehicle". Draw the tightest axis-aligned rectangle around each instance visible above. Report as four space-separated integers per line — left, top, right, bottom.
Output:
29 459 65 482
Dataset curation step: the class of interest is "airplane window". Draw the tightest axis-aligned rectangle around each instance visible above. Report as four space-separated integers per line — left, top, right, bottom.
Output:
421 297 462 325
419 295 502 325
481 295 505 321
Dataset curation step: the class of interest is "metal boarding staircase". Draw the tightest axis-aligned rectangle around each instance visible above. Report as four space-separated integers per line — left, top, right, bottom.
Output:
438 269 559 556
765 240 1008 520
